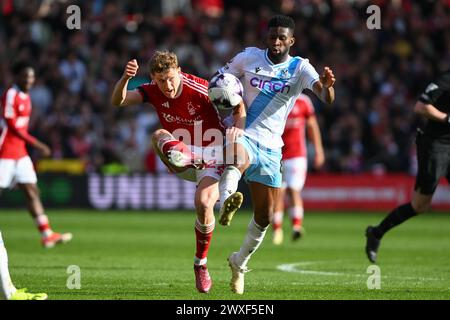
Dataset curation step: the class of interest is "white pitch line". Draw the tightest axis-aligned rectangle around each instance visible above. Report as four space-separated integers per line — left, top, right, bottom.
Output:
277 261 446 281
277 262 345 276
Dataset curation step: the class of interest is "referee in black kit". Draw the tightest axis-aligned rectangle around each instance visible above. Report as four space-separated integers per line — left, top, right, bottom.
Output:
365 69 450 263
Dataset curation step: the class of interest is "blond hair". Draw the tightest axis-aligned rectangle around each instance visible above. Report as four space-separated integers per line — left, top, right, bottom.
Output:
149 51 179 74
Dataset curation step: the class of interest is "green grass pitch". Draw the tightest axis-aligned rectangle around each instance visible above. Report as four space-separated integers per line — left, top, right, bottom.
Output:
1 210 449 300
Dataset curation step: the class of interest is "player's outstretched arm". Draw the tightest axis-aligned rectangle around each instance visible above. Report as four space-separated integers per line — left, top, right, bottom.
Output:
306 116 325 169
313 66 335 105
3 118 51 157
232 100 246 130
226 100 247 143
111 59 143 107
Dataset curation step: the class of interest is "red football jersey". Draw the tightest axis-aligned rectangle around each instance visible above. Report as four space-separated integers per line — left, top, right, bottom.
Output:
282 94 315 160
0 86 36 159
137 72 224 147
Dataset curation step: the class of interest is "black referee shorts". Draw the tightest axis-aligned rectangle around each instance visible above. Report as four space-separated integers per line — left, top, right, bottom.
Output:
415 134 450 195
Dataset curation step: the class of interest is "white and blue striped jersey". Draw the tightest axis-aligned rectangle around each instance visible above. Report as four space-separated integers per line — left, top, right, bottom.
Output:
218 47 320 149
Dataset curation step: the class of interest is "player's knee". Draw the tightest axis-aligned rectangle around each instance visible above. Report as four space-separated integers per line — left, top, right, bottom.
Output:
254 211 271 228
152 129 171 144
195 193 217 214
153 128 170 136
151 130 163 146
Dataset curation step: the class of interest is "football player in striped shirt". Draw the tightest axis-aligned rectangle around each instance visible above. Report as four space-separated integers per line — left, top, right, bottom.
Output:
215 15 335 294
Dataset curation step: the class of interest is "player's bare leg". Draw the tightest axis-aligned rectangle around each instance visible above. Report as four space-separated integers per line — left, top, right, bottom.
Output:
151 129 186 173
0 231 48 300
286 187 305 241
366 190 428 263
0 231 16 299
272 187 285 245
153 129 219 293
228 182 279 294
19 183 72 248
218 142 249 226
193 176 219 293
411 191 433 214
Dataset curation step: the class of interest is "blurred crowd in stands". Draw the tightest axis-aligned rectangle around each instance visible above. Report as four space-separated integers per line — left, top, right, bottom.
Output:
1 0 449 174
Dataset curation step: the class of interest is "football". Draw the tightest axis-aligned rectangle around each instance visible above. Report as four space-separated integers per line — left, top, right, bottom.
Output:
208 73 244 110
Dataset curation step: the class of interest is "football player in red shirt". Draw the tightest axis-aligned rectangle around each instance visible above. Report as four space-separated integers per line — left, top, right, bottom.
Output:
0 63 72 248
111 51 244 293
272 94 325 245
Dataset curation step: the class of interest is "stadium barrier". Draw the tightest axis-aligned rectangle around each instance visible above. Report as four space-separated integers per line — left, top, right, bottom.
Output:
0 173 449 211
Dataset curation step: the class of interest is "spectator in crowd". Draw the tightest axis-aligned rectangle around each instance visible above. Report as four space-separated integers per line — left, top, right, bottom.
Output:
0 0 449 174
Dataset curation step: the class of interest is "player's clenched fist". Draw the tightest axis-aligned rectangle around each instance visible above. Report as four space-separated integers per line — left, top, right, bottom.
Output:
123 59 139 79
320 66 336 88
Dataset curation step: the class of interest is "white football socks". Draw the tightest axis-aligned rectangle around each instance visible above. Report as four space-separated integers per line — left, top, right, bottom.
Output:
0 232 16 300
289 206 304 231
288 206 304 220
234 218 268 268
272 211 284 227
219 166 242 206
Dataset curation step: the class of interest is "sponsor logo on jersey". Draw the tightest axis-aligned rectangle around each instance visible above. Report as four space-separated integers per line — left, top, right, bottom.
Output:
250 77 291 94
280 69 290 79
161 112 202 125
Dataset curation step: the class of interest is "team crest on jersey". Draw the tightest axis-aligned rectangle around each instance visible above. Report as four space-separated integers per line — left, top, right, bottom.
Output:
425 83 438 93
18 104 25 111
187 102 197 115
280 69 290 79
162 101 170 108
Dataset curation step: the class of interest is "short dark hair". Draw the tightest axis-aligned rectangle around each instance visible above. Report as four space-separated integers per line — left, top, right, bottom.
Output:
12 61 33 75
268 15 295 31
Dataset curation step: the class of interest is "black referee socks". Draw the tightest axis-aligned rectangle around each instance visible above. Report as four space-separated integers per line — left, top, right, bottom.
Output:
373 203 418 239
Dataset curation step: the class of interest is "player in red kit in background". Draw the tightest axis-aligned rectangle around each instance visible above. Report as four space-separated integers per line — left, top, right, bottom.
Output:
0 62 73 248
111 51 245 293
272 94 325 245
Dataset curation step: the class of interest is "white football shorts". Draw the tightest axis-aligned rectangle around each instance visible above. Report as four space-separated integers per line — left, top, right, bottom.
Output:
0 156 38 188
281 157 307 191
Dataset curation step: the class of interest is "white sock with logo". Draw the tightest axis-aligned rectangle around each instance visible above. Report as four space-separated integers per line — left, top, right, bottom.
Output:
0 232 17 300
219 166 242 207
234 218 268 268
